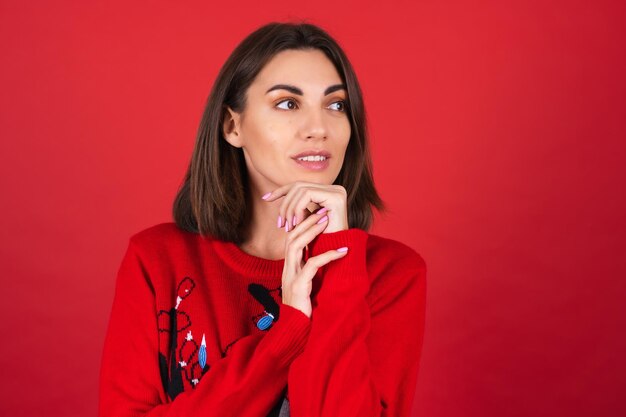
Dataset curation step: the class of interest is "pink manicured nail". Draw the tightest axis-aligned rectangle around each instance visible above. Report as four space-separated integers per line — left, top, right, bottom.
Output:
336 247 348 252
292 215 297 226
316 215 329 224
317 207 328 215
262 192 272 200
277 215 282 228
285 220 290 232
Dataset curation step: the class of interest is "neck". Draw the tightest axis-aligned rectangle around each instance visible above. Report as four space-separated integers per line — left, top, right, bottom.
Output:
238 182 288 260
240 206 286 260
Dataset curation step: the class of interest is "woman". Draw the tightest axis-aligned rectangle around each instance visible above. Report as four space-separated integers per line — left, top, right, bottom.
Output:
99 21 427 417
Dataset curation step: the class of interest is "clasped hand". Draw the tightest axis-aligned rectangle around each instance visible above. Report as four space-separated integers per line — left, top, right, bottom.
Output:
261 181 350 318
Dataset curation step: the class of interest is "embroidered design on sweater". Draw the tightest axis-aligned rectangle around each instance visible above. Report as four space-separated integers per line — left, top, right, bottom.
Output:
156 277 284 400
157 277 207 400
248 283 282 330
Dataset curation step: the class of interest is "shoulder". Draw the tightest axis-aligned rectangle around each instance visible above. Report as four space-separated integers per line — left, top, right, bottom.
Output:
364 232 427 310
126 221 214 256
365 232 427 289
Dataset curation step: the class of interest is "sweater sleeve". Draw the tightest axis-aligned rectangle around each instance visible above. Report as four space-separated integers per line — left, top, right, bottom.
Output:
287 228 427 417
98 238 312 417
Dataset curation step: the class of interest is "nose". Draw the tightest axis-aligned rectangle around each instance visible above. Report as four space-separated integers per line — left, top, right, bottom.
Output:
301 107 328 140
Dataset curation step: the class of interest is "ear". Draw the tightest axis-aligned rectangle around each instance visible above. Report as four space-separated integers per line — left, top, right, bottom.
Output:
222 106 243 148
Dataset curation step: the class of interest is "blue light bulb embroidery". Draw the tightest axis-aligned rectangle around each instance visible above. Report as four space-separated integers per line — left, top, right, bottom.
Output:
198 334 207 369
256 311 275 330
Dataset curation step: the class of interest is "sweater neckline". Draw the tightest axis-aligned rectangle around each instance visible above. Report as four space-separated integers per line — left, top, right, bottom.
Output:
212 238 285 278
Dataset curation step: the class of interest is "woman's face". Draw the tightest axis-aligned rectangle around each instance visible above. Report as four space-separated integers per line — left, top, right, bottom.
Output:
223 48 351 192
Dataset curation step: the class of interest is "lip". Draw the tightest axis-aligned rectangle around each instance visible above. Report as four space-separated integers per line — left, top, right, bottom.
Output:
293 157 330 171
291 149 332 159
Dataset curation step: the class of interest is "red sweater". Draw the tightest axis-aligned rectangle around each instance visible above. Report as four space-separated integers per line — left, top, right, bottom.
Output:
98 222 427 417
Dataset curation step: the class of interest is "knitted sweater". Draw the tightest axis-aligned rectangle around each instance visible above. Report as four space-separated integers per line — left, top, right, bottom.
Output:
98 222 427 417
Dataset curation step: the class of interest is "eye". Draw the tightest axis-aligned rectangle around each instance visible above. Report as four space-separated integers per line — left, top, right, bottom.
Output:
328 100 347 112
276 98 298 110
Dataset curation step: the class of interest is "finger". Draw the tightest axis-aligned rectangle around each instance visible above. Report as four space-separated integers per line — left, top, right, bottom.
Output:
300 203 319 223
287 249 348 296
262 181 326 227
286 206 329 246
262 182 298 229
279 185 307 231
283 185 327 231
284 210 329 271
285 213 329 269
280 186 305 232
261 182 299 203
292 191 328 228
300 249 349 278
282 208 321 271
293 188 333 229
291 203 317 229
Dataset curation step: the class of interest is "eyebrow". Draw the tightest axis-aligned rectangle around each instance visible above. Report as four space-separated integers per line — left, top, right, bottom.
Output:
265 83 346 96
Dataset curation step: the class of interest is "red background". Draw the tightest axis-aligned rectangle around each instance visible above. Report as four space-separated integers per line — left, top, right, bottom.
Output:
1 1 624 416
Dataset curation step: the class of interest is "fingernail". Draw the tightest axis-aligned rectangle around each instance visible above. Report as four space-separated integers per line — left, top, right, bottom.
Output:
317 207 328 215
285 220 290 232
336 247 348 252
292 215 297 226
316 215 329 224
262 192 272 200
277 215 282 228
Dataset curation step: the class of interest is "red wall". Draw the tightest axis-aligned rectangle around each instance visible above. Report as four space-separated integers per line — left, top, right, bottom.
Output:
1 1 624 416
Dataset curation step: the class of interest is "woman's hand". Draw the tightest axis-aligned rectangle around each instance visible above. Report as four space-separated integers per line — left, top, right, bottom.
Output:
262 181 349 234
277 207 348 318
262 181 351 318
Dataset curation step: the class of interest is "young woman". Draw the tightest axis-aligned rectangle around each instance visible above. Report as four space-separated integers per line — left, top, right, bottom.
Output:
99 22 427 417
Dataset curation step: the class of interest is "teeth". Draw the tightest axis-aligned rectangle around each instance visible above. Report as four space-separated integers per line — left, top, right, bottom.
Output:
297 155 327 161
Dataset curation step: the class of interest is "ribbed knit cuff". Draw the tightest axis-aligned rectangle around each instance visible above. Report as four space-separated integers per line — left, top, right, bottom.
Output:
263 304 311 368
310 228 368 275
308 228 370 295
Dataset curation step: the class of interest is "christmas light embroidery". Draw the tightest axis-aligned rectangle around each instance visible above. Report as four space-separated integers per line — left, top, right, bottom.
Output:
156 277 284 400
198 334 207 369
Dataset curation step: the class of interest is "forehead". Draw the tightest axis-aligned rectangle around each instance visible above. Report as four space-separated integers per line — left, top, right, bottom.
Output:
250 49 343 93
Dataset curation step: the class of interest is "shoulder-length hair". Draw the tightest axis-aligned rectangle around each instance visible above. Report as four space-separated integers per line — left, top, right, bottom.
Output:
173 21 386 245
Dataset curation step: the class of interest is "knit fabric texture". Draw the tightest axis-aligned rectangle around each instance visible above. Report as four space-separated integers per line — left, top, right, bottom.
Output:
98 222 427 417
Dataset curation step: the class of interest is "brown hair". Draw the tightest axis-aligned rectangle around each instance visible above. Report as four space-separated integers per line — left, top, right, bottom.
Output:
173 21 386 245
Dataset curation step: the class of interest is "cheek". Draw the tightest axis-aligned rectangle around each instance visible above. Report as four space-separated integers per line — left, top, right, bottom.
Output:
245 121 287 161
337 119 351 146
262 124 286 152
244 113 275 146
